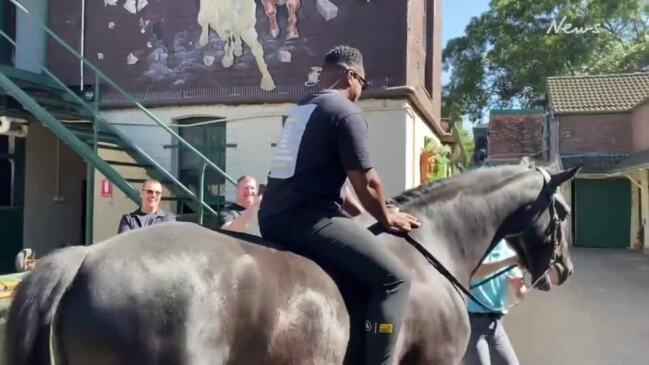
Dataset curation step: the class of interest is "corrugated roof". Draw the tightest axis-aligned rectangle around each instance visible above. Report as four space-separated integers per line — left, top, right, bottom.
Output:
547 73 649 114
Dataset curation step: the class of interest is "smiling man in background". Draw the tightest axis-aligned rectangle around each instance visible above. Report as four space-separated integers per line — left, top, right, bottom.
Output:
218 175 262 233
117 179 175 234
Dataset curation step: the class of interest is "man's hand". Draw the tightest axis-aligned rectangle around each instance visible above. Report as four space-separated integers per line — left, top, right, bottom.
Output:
509 277 527 299
250 194 263 211
384 210 421 233
222 195 262 232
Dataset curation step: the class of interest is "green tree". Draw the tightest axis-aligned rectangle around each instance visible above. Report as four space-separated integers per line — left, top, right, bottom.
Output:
457 124 475 166
443 0 649 121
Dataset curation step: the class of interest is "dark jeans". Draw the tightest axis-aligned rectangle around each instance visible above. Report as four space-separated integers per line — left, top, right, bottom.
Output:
463 313 519 365
260 210 411 365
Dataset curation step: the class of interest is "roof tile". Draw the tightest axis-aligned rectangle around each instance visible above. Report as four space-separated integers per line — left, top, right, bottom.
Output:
548 73 649 114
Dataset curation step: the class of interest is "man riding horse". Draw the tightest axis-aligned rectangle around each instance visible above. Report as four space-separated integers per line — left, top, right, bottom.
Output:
6 47 578 365
259 45 421 365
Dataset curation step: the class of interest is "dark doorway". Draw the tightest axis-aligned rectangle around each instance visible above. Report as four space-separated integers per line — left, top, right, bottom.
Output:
0 135 23 273
0 1 16 65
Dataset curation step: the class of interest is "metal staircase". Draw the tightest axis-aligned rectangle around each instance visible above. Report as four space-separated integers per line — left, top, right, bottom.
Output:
0 0 236 243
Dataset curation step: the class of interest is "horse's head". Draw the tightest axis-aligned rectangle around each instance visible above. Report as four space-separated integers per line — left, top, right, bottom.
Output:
502 165 580 291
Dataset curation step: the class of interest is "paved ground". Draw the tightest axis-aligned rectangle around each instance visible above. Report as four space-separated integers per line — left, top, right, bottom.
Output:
505 248 649 365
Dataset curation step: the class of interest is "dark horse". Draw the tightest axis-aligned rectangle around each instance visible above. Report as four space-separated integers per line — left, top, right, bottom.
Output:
6 163 578 365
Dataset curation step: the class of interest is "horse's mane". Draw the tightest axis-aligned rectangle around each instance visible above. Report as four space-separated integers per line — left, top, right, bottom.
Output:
390 164 532 209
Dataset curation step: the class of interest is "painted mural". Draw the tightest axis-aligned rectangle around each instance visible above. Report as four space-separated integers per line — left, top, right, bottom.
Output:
197 0 275 90
49 0 407 104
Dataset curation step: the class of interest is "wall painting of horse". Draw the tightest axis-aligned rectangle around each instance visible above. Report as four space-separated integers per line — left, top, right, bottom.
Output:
197 0 277 90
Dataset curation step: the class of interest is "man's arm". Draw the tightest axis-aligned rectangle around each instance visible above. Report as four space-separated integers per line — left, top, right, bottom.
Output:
347 168 420 232
117 215 131 234
221 198 261 233
339 113 419 231
341 185 364 217
508 276 527 299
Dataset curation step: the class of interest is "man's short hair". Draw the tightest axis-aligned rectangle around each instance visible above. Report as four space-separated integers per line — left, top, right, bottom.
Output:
141 179 162 189
237 175 256 184
323 45 364 71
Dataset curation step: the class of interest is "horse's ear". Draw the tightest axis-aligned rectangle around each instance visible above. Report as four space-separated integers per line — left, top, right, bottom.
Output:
550 165 581 189
519 156 535 168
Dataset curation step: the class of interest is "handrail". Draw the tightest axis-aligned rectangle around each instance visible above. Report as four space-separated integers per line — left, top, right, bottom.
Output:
7 0 236 186
0 72 142 203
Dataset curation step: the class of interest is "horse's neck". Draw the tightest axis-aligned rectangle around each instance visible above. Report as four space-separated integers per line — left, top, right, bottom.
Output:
410 173 542 283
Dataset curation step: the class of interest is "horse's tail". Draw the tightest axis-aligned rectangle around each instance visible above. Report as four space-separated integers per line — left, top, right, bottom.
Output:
5 245 90 365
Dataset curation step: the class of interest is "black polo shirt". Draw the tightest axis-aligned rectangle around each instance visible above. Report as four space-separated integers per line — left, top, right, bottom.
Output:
259 90 372 223
117 209 175 234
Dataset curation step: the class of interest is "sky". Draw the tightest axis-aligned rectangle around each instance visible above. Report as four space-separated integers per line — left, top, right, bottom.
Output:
441 0 491 85
441 0 492 127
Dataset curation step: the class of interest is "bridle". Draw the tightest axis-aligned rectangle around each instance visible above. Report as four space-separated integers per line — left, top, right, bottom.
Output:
503 168 564 279
385 167 566 312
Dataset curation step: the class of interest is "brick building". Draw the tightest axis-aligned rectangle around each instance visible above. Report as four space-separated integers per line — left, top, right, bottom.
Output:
485 109 545 165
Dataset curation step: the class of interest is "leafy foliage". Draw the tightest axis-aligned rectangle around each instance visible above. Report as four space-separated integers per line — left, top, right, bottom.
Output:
443 0 649 121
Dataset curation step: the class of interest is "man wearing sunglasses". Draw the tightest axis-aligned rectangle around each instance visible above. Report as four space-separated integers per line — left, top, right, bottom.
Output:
259 45 420 364
117 179 175 234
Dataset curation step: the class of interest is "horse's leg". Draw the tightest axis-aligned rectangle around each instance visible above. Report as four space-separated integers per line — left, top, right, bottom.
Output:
261 0 280 38
240 28 276 90
197 0 211 46
286 0 301 40
233 34 243 58
222 35 235 68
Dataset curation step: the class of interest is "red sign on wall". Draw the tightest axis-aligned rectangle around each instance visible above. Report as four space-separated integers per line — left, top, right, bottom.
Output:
100 179 113 198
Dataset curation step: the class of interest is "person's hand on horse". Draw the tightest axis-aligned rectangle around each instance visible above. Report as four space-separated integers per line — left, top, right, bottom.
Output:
385 210 421 233
253 194 263 207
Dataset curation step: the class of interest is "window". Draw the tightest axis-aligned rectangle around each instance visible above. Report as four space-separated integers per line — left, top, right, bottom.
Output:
174 116 227 213
561 130 574 138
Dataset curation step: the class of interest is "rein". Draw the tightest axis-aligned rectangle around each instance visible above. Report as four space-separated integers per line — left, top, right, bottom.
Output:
368 222 502 312
400 232 502 312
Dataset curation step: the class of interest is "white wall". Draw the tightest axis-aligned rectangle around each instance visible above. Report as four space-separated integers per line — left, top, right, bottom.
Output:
363 99 409 196
94 103 293 241
222 109 285 199
102 103 293 201
363 99 438 196
23 123 86 254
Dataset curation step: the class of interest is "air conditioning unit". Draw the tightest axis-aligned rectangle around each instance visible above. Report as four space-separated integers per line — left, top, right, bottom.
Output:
0 116 28 138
